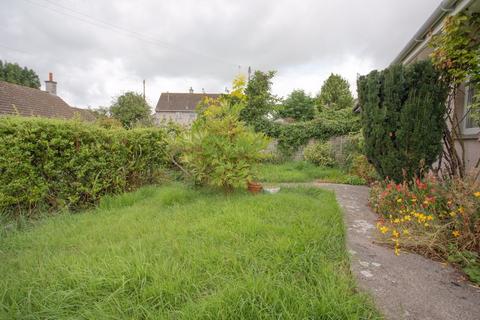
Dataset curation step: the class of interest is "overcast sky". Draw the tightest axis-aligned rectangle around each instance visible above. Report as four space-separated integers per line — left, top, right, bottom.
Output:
1 0 441 109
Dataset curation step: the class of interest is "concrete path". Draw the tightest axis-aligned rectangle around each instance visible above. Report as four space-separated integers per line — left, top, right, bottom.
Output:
279 182 480 320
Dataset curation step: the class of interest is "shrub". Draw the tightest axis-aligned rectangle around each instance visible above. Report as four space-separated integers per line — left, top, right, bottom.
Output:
371 174 480 283
304 141 336 167
177 98 269 191
357 60 449 182
0 117 168 218
110 92 153 128
350 154 378 184
279 89 315 121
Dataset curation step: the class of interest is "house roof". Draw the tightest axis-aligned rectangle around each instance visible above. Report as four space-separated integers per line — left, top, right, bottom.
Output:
155 92 221 113
0 80 95 121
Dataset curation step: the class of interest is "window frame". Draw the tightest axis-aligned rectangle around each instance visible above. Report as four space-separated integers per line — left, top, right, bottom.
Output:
462 84 479 135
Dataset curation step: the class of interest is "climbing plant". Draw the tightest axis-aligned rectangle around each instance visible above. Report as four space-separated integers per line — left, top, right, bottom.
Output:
429 11 480 176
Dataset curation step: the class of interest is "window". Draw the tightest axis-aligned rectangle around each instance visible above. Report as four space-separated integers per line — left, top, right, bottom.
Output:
463 85 479 135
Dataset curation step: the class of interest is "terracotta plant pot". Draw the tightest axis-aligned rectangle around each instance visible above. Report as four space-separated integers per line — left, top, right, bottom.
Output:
247 181 263 194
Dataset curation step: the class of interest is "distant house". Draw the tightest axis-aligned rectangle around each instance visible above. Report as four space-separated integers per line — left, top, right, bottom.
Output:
154 88 220 125
0 73 95 121
392 0 479 171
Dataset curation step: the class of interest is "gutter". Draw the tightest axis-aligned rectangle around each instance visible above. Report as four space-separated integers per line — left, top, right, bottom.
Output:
391 0 463 65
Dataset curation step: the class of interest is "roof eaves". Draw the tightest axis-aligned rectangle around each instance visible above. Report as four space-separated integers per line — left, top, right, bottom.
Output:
390 0 469 65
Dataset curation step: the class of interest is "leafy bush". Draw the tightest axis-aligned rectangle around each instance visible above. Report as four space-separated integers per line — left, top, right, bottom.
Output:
109 92 153 128
176 98 269 191
304 141 335 167
0 117 168 218
371 174 480 283
350 154 378 184
358 60 449 182
279 89 315 121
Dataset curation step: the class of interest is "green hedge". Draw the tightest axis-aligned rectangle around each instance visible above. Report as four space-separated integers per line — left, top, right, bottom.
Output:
0 117 168 217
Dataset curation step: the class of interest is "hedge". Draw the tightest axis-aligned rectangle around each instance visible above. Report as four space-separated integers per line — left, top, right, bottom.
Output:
0 117 168 217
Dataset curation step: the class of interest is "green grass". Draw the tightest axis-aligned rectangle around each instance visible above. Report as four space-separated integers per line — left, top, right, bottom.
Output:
257 161 366 184
0 183 380 319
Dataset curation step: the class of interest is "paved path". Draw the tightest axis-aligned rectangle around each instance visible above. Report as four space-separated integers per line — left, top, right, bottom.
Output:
278 182 480 320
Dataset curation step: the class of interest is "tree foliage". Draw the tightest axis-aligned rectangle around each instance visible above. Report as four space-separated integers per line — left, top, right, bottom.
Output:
279 89 315 121
110 92 152 128
0 60 40 89
317 74 354 110
358 60 449 182
240 70 276 124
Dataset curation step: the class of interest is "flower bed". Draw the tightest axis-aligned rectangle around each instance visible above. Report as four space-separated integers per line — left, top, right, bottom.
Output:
370 175 480 283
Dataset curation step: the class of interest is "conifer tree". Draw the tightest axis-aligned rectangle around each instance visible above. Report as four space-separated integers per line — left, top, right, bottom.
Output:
358 60 448 182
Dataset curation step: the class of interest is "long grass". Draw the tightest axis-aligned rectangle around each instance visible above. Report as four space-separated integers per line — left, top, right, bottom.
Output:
0 183 380 319
257 161 366 184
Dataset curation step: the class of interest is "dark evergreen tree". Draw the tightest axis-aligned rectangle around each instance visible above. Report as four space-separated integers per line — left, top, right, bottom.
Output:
358 60 448 182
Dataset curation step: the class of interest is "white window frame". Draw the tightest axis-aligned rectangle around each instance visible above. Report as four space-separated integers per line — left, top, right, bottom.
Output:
462 85 479 135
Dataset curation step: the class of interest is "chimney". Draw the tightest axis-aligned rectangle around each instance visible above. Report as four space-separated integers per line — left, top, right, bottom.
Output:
45 72 57 95
189 87 194 94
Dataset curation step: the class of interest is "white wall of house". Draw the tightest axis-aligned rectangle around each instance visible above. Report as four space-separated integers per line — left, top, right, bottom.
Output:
154 112 197 126
404 44 479 172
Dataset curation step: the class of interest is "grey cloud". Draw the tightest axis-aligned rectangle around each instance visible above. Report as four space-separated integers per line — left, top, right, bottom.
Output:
0 0 441 107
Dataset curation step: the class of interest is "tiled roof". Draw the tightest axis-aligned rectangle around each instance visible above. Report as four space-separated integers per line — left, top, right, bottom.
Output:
155 92 221 113
0 80 95 121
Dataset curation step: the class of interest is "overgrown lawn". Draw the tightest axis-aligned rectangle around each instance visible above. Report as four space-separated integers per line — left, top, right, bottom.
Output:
0 184 379 319
257 161 365 184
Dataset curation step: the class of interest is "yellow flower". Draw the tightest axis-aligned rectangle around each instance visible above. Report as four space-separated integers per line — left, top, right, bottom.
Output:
474 191 480 197
449 211 456 218
393 218 400 223
404 215 411 221
424 223 429 227
452 230 460 237
394 247 400 256
380 226 389 234
396 198 403 203
402 229 410 235
392 229 400 238
458 207 464 213
411 198 417 202
426 215 433 221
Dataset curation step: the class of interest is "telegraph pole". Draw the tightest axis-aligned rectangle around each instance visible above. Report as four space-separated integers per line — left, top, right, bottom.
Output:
143 79 146 100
